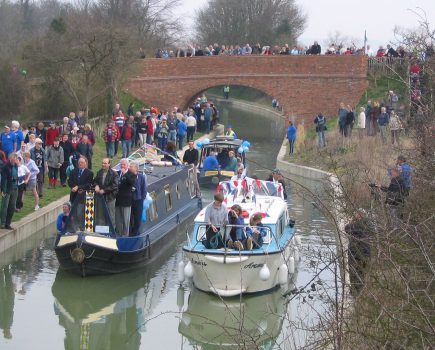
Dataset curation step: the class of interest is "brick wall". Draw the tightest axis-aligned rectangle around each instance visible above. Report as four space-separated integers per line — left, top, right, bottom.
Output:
125 55 368 122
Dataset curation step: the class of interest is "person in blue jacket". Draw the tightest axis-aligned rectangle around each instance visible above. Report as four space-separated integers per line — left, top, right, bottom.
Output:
1 126 16 157
396 155 412 195
57 202 71 234
287 121 297 155
202 151 219 171
177 118 187 150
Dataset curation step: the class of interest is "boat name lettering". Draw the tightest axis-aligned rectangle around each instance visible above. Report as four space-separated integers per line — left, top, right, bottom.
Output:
191 259 207 266
243 262 263 269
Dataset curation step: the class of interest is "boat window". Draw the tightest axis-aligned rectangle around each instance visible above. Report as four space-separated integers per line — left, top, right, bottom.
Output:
148 191 158 221
196 225 207 241
164 185 172 211
176 184 181 200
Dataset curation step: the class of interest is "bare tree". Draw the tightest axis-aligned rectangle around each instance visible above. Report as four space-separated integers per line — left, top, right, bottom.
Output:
195 0 306 46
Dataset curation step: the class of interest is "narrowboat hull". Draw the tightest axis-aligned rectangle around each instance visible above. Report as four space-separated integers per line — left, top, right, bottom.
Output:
55 195 200 277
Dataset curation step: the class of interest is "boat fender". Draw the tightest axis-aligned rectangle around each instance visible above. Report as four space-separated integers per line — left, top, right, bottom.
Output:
278 264 288 285
288 257 295 274
259 264 270 281
184 261 194 279
177 286 185 311
295 235 302 246
71 248 85 264
294 247 300 262
177 261 185 283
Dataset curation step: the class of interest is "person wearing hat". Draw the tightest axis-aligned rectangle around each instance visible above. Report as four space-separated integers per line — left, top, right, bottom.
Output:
45 121 60 147
30 138 47 198
266 168 287 200
224 125 236 138
1 126 16 158
56 202 71 234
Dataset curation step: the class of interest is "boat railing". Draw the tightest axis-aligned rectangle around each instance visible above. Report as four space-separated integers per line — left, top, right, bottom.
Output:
190 224 278 253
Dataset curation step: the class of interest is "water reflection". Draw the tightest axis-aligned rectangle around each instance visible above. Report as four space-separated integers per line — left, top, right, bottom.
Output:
52 270 146 350
51 223 188 350
0 266 14 339
178 277 297 349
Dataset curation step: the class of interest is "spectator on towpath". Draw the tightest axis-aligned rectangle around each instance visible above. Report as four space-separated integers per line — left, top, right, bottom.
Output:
177 118 187 150
30 138 47 198
338 103 348 137
378 107 390 144
185 111 197 142
314 113 327 147
45 122 59 147
1 126 16 157
287 121 297 154
0 153 19 229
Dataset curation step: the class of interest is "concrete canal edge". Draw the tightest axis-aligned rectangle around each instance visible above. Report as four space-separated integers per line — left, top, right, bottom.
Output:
0 125 225 255
276 135 352 297
0 194 69 254
211 96 286 120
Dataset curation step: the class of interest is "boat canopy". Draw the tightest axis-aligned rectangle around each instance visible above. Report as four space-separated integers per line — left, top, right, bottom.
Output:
216 177 285 203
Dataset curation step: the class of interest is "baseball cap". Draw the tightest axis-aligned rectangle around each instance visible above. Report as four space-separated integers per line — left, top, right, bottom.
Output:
35 138 43 144
272 168 281 174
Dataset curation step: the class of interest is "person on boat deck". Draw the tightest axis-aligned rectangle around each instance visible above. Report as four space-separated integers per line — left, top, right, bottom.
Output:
68 157 93 230
245 213 267 250
224 150 238 172
224 125 236 138
93 158 119 228
230 167 245 181
227 204 245 250
56 202 71 234
203 192 228 248
266 168 288 200
115 158 136 236
202 151 219 171
182 140 199 166
129 161 147 236
163 141 180 165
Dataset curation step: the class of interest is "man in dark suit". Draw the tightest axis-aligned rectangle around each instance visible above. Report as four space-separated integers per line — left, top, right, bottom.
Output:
68 157 93 230
94 158 118 229
115 158 136 236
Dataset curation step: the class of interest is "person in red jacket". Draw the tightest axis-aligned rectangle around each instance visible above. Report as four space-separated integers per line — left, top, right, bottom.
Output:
45 121 60 147
104 121 119 158
146 114 154 145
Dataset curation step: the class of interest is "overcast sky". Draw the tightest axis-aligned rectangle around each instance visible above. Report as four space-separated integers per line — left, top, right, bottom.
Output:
179 0 435 47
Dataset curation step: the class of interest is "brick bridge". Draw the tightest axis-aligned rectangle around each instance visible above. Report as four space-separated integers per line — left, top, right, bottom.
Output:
126 55 368 121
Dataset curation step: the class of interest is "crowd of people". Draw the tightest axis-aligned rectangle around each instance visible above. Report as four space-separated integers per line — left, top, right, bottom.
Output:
152 41 434 59
0 95 221 230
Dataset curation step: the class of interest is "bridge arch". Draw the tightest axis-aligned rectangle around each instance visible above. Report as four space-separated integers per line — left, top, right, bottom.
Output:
126 55 368 122
185 84 274 111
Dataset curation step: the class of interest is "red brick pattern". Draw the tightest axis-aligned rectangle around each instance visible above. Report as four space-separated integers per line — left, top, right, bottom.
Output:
125 56 368 122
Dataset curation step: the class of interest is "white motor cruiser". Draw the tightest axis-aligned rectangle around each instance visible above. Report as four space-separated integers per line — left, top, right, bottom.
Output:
181 177 301 297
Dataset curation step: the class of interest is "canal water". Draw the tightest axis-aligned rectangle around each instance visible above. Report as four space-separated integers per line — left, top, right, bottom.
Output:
0 103 337 349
